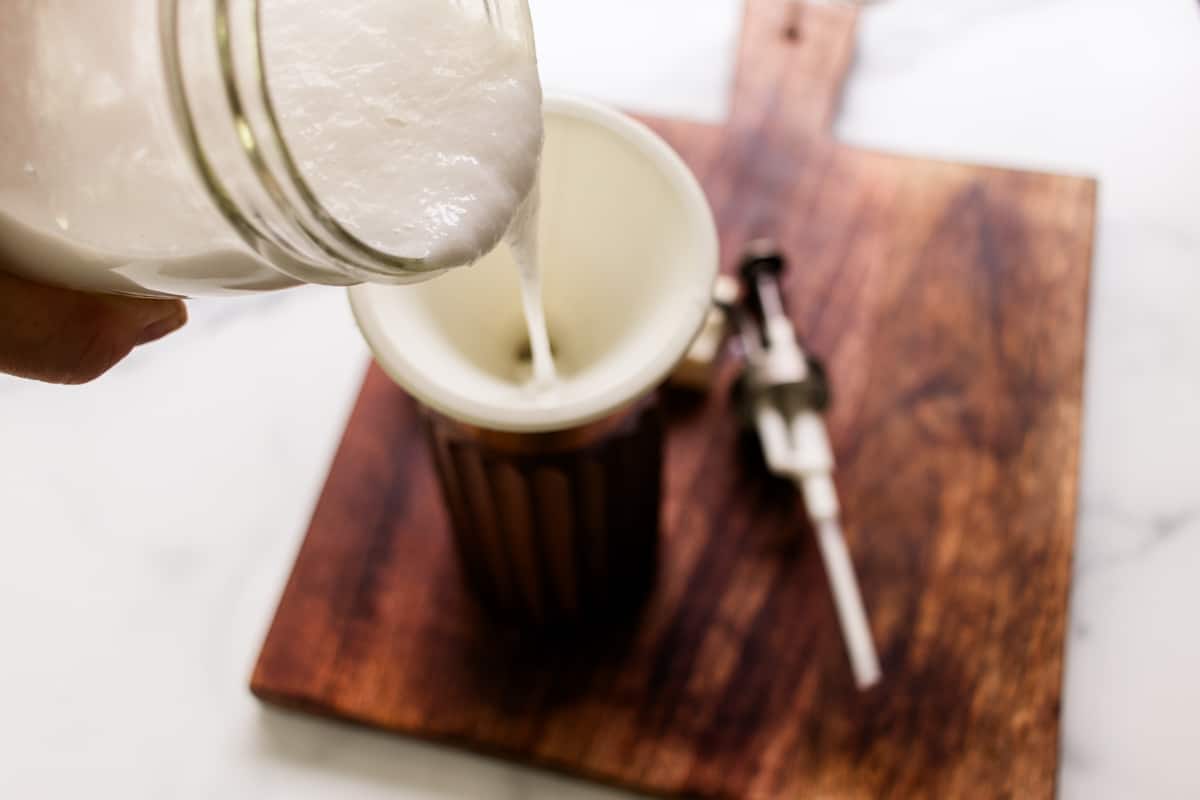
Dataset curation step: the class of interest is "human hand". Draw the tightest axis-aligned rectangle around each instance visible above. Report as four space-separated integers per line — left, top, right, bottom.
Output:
0 270 187 385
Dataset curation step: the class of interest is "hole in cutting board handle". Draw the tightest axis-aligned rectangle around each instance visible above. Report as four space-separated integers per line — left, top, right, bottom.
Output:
784 1 804 42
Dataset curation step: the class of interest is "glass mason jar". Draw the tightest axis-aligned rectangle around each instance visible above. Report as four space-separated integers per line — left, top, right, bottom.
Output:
0 0 537 297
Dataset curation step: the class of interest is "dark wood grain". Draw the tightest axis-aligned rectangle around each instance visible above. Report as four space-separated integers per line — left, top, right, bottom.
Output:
251 2 1096 797
425 401 663 628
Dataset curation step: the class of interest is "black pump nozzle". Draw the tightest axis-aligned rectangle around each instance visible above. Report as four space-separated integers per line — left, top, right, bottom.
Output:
739 239 789 327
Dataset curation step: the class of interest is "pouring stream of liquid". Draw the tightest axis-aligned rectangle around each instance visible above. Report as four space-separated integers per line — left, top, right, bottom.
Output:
507 186 558 390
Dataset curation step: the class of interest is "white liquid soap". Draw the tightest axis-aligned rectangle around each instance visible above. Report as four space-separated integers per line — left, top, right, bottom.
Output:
0 0 546 298
264 0 558 392
262 0 544 269
506 186 559 392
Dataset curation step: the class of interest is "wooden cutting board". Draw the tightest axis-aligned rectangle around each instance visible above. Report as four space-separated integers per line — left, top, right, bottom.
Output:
251 2 1096 797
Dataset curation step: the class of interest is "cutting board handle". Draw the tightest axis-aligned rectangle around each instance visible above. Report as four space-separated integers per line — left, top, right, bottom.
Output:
731 0 861 137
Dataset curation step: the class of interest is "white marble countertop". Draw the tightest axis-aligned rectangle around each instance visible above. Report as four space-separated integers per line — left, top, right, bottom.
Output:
2 1 1199 798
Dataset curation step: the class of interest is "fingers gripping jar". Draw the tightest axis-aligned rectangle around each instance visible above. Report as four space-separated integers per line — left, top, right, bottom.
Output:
0 0 541 297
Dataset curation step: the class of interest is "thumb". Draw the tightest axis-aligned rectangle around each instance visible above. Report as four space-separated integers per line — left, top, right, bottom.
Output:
0 270 187 385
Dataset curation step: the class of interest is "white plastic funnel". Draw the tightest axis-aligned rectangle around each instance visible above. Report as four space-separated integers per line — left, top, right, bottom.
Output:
349 96 719 433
